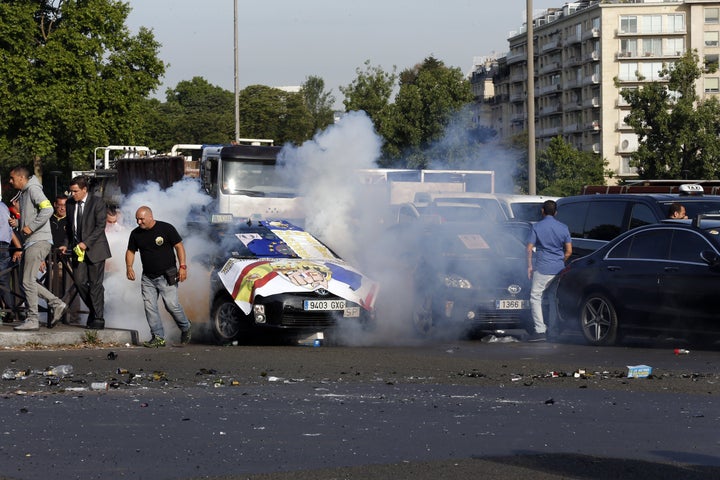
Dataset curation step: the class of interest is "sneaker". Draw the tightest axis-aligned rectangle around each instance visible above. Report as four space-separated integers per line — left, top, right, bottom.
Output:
527 332 547 342
50 302 68 327
180 324 192 344
14 320 40 331
143 335 166 348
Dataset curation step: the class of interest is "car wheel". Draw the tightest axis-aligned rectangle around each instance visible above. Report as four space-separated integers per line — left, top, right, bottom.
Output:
579 293 619 346
412 294 437 337
210 294 250 344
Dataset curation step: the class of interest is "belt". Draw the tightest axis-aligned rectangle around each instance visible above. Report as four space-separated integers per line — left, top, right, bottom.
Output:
0 241 9 246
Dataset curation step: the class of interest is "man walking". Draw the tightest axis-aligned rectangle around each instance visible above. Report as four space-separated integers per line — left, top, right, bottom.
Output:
125 206 191 347
7 166 67 330
526 200 572 342
61 176 111 330
0 201 22 324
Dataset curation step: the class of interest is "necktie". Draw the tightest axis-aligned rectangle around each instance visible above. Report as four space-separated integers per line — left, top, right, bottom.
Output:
76 200 84 241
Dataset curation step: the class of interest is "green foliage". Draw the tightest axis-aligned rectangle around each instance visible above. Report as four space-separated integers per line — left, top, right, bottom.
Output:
139 77 235 152
300 76 336 135
379 57 475 167
238 85 313 145
535 136 608 196
340 60 397 120
0 0 165 175
619 50 720 179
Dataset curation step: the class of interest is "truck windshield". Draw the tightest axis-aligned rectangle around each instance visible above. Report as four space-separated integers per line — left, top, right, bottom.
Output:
221 160 295 195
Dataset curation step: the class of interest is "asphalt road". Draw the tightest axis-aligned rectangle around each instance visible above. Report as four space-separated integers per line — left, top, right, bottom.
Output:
1 338 719 480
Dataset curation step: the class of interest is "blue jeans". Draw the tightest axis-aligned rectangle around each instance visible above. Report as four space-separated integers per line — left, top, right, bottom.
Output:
0 243 14 312
141 273 190 338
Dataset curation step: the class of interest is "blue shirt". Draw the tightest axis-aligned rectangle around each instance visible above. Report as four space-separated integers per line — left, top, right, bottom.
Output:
527 215 571 275
0 203 13 244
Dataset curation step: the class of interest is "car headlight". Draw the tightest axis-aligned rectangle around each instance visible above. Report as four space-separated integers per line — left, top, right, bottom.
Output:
440 273 472 289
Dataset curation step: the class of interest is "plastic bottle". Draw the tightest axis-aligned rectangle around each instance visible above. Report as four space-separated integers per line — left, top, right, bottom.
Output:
43 365 74 377
90 382 108 391
674 348 690 355
2 368 28 380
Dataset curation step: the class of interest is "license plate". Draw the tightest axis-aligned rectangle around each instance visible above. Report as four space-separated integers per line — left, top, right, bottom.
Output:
495 299 529 310
304 299 346 311
343 306 360 318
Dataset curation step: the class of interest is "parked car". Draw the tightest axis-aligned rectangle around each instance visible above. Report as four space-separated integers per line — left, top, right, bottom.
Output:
556 188 720 259
555 218 720 346
412 192 557 222
206 219 379 344
385 221 532 338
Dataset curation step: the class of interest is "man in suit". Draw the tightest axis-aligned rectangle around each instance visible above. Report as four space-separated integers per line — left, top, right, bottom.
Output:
60 176 111 330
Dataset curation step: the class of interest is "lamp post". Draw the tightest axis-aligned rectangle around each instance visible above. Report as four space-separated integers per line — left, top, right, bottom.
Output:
234 0 240 142
527 0 536 195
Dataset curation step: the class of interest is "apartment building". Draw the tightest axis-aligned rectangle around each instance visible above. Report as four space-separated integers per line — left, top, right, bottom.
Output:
476 0 720 181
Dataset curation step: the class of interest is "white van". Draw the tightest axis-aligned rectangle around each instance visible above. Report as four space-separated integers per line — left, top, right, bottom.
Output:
412 192 558 222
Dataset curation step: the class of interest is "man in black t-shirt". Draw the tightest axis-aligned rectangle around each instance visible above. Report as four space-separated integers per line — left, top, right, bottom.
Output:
125 206 192 347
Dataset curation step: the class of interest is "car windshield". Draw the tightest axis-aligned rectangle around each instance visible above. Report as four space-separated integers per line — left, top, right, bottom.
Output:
427 224 526 258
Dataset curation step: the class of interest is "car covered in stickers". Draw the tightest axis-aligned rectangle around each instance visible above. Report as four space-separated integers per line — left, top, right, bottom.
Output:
206 219 379 344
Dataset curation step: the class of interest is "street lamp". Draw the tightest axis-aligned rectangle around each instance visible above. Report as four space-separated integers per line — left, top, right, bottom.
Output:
527 0 536 195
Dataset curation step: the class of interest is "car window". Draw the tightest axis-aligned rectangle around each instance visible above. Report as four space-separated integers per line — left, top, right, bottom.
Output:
584 201 626 240
670 230 713 263
627 229 672 259
660 200 720 218
511 203 544 222
556 202 588 238
629 203 657 230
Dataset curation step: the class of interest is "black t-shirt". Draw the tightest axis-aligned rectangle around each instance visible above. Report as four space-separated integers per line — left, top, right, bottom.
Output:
127 221 182 277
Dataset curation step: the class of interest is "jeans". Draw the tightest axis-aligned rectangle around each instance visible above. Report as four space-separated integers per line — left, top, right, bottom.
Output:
141 273 190 338
530 272 559 334
0 243 14 311
22 241 63 323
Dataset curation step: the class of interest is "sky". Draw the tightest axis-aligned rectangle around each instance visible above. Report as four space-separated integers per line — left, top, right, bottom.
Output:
125 0 560 105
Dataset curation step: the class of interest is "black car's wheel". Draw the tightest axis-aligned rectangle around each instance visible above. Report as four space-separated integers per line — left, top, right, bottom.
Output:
412 294 437 337
210 294 251 344
579 293 619 346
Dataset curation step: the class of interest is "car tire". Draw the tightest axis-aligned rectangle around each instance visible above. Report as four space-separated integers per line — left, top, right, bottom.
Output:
579 293 619 346
210 294 251 345
412 294 437 337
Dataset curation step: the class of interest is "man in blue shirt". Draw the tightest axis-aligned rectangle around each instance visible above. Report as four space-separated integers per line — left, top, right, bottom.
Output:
526 200 572 342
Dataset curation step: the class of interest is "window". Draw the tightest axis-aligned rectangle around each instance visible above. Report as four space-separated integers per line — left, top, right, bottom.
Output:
705 77 719 94
639 62 666 81
670 231 712 264
705 31 719 47
706 8 719 24
643 38 662 57
629 204 656 230
620 16 637 34
705 54 719 71
668 14 685 33
619 62 638 81
584 202 626 241
592 17 600 30
625 230 671 260
621 38 638 57
667 38 684 55
642 15 662 34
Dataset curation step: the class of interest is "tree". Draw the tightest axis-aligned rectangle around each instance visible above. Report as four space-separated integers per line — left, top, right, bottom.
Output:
340 60 397 129
534 136 608 196
381 56 475 166
300 76 335 134
237 85 313 145
619 50 720 179
0 0 165 175
139 77 235 152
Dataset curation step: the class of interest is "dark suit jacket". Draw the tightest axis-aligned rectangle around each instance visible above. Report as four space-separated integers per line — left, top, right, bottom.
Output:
65 194 112 264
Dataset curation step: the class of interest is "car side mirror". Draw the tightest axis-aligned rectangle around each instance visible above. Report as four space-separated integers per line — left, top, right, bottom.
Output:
700 250 720 269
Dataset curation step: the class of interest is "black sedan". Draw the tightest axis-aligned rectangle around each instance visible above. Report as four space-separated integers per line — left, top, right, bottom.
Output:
556 219 720 345
383 221 532 338
206 219 378 344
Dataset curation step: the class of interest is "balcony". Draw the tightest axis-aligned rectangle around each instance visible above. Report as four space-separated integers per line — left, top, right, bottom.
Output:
541 39 562 53
582 28 600 41
583 97 600 108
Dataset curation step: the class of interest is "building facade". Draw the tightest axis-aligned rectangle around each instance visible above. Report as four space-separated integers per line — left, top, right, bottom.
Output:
476 0 720 181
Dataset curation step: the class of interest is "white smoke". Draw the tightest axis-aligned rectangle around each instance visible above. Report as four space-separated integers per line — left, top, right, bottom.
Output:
102 178 213 342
